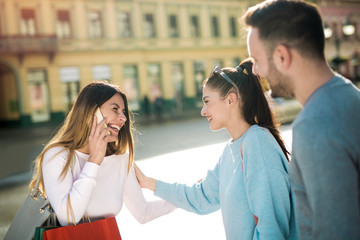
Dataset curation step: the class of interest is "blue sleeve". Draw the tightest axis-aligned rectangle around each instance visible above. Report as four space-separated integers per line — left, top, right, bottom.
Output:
293 118 360 239
154 160 220 215
242 129 292 240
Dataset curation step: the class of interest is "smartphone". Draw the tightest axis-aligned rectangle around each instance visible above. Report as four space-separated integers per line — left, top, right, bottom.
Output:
95 108 110 135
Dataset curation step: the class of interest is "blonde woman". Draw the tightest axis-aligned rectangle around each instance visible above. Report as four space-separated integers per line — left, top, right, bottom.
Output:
30 81 175 228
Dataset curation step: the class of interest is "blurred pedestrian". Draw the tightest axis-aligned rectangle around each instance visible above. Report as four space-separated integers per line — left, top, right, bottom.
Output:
29 82 175 229
154 96 163 120
135 59 298 239
143 95 150 117
243 0 360 239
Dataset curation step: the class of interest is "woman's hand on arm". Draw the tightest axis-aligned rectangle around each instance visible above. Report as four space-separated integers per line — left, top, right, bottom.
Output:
134 163 157 192
87 116 109 165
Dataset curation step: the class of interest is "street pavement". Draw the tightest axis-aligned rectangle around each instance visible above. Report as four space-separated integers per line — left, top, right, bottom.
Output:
0 116 293 240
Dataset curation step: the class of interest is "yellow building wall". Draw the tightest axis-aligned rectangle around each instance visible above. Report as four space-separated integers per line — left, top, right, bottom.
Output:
0 71 18 120
0 0 250 125
47 65 62 112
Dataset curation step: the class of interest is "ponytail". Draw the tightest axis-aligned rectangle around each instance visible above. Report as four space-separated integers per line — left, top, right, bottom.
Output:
205 59 290 162
234 60 290 162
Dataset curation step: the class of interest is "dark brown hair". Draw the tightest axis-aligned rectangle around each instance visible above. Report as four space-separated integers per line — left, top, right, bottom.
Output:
204 59 290 161
243 0 325 61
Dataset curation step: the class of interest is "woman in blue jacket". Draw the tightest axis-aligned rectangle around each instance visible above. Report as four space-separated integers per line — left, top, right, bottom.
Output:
135 59 298 240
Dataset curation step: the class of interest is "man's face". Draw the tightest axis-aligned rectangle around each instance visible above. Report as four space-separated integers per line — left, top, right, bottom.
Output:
247 28 294 98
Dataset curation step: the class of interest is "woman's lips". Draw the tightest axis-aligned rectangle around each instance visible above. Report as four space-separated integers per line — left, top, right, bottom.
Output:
108 124 121 133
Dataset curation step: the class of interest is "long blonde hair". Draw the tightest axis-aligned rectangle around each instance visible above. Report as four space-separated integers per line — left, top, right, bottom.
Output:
29 81 135 195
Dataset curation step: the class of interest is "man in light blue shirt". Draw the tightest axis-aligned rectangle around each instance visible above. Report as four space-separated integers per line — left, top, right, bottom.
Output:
244 0 360 239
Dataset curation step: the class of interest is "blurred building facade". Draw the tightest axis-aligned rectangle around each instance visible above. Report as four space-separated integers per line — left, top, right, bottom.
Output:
0 0 359 127
0 0 250 127
318 0 360 81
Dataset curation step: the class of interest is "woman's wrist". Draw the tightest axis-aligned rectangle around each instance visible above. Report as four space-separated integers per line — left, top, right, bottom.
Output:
88 156 103 165
146 177 157 192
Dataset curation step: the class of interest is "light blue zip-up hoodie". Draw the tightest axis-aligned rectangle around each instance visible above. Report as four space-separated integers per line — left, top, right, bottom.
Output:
155 125 298 239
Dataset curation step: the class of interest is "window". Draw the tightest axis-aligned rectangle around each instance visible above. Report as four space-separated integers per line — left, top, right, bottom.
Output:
211 16 219 38
123 65 140 110
171 63 185 115
59 67 80 112
117 11 132 38
88 11 103 39
144 14 156 38
92 65 111 81
169 15 179 38
20 9 36 36
56 10 72 39
230 17 237 38
190 15 200 38
193 61 205 105
147 63 162 101
27 69 50 122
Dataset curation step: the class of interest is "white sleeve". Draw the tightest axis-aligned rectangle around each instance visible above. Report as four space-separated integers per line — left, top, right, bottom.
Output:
123 165 176 224
42 148 99 226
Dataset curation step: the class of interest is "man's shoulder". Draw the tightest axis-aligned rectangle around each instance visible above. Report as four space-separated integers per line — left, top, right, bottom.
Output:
322 75 360 103
295 76 360 124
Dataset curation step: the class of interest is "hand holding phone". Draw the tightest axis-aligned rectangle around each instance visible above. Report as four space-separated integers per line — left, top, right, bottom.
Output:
87 108 109 165
95 108 110 136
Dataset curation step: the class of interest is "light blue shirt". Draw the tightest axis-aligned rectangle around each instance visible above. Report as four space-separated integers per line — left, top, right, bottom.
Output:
291 75 360 240
155 125 298 240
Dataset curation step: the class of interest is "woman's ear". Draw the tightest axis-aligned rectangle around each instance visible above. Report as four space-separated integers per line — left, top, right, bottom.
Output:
227 92 238 106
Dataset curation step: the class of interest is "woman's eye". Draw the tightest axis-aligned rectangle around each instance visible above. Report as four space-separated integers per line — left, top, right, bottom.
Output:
113 108 118 112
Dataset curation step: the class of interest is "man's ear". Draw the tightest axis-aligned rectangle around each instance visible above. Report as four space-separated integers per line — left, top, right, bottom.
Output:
273 44 291 71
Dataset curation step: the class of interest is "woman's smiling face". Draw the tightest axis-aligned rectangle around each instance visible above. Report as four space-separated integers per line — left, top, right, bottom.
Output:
99 93 127 142
200 85 229 131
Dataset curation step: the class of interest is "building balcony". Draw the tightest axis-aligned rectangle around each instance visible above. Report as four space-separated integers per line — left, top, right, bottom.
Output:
0 35 57 62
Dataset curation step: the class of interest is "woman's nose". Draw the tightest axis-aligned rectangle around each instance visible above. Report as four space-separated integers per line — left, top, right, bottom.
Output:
200 106 206 116
119 112 127 122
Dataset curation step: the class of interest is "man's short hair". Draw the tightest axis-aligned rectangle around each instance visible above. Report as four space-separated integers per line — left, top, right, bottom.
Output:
243 0 325 61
